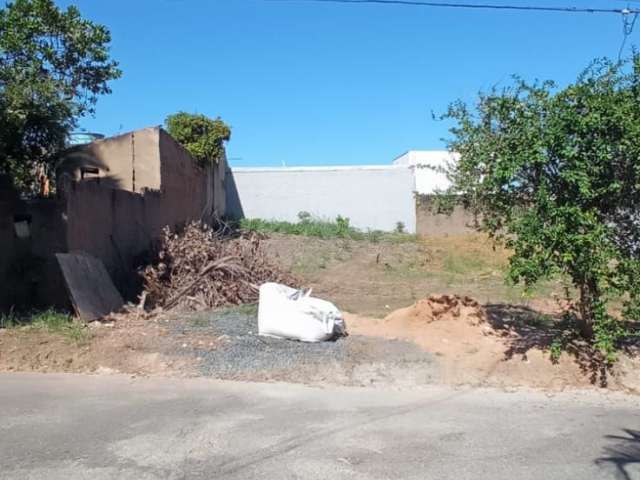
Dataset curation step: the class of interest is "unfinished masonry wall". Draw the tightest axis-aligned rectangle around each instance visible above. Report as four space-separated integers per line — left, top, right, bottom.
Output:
0 197 69 310
158 129 213 223
57 127 161 192
0 127 228 311
64 182 158 297
226 166 416 233
415 195 476 236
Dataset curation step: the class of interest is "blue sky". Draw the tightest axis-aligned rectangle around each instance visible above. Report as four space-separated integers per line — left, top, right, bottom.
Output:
58 0 637 166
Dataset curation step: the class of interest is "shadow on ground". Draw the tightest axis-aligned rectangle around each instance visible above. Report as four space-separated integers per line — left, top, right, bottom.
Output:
485 303 616 386
597 429 640 480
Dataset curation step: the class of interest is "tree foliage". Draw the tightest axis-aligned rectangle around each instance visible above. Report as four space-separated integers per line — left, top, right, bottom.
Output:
0 0 121 193
165 112 231 167
441 56 640 357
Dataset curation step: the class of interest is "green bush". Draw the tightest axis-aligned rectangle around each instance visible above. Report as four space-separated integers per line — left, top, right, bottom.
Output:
165 112 230 167
439 55 640 358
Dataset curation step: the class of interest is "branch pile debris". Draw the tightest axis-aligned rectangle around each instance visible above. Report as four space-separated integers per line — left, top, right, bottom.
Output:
140 222 297 311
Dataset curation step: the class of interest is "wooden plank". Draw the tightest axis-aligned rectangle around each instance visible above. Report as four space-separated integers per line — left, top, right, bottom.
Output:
56 252 124 321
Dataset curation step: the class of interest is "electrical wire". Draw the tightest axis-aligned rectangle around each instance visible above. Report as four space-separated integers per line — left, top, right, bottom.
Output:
618 10 639 59
267 0 639 14
269 0 640 61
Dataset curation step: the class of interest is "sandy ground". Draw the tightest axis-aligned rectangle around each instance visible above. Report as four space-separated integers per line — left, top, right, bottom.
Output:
0 315 195 377
1 298 639 393
0 308 439 388
346 294 640 393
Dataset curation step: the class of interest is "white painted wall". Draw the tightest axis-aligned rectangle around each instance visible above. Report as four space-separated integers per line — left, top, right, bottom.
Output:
226 165 416 233
393 150 459 194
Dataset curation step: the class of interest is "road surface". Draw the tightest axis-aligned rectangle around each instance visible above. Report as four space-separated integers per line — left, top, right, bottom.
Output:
0 373 638 479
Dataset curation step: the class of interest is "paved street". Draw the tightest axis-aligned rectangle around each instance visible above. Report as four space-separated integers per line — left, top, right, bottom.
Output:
0 373 638 479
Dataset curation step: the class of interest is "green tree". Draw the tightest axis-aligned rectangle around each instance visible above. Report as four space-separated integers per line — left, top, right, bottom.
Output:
0 0 121 193
165 112 231 167
440 56 640 358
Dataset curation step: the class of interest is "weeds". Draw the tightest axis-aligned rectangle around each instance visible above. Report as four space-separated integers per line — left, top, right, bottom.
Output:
442 254 489 275
216 303 258 317
0 309 20 328
240 216 360 239
189 315 211 327
0 309 89 344
239 213 417 243
549 338 563 363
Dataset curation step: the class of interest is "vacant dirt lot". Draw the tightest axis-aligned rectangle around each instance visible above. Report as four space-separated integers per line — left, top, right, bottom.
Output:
1 233 639 393
263 233 560 317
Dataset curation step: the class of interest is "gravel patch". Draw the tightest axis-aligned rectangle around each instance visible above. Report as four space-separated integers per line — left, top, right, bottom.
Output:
170 306 439 387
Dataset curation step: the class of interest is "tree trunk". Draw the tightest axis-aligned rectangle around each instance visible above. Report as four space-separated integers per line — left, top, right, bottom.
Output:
577 281 598 339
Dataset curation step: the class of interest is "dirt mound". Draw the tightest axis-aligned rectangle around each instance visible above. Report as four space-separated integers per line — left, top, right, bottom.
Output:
385 294 486 327
141 222 297 311
347 294 497 362
345 294 608 390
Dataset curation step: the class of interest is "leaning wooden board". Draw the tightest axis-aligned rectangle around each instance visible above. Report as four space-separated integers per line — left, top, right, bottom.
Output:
56 252 124 321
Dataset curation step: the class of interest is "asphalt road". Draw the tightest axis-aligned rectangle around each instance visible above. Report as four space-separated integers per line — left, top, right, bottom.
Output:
1 373 639 480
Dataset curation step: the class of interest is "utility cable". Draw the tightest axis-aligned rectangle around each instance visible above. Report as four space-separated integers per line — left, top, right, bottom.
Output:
618 9 639 60
267 0 640 14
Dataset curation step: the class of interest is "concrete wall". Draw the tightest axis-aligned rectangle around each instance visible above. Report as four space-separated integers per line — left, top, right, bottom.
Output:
158 129 211 223
0 197 69 310
57 127 162 192
213 152 227 218
64 182 158 297
62 130 225 298
58 127 226 221
415 195 476 236
1 127 228 311
226 165 416 233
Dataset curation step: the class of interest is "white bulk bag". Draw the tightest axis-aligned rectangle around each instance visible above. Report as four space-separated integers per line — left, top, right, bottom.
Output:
258 282 347 342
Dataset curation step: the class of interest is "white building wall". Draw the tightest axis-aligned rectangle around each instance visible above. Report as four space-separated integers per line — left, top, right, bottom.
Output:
226 165 416 233
393 150 458 194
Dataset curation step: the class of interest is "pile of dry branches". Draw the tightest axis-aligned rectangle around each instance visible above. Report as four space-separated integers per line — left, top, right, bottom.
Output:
140 221 297 311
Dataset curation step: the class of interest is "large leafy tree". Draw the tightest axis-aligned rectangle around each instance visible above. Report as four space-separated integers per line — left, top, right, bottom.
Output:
0 0 121 193
441 56 640 358
165 112 231 167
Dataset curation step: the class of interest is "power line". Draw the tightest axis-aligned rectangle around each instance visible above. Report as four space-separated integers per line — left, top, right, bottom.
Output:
619 9 639 59
268 0 640 14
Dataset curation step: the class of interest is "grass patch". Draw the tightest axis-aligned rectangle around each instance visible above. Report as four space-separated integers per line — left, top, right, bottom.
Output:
240 214 417 243
0 309 89 344
0 310 20 329
442 254 490 275
215 303 258 317
188 303 259 327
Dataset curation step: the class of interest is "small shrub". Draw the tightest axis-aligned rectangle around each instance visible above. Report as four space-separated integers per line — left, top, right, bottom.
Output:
0 310 19 329
549 338 563 364
297 211 312 223
335 215 351 238
165 112 231 166
367 230 383 244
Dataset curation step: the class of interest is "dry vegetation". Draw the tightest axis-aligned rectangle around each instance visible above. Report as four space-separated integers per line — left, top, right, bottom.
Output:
262 233 563 317
141 222 297 311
